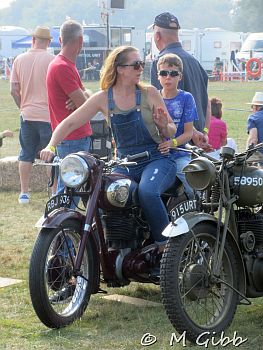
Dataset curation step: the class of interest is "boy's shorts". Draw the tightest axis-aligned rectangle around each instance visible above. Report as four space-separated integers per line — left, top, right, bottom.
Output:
18 116 52 162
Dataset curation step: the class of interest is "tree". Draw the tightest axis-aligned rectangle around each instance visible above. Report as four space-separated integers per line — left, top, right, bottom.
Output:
233 0 263 32
0 0 236 30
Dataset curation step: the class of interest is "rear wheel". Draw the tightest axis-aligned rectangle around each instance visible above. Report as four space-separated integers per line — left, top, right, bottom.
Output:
29 219 95 328
160 222 238 343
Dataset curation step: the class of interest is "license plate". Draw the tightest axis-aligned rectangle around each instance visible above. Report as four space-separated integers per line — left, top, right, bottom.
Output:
170 199 198 222
44 194 71 216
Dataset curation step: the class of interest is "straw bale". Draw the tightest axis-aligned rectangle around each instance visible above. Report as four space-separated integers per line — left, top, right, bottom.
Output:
0 156 51 191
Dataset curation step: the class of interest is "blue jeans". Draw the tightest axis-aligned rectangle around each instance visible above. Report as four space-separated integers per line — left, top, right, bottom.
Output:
175 155 194 199
56 137 91 207
114 157 177 244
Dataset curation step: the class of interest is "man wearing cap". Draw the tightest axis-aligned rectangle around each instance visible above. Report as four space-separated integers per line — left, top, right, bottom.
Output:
10 26 54 204
246 92 263 151
46 20 92 196
150 12 210 149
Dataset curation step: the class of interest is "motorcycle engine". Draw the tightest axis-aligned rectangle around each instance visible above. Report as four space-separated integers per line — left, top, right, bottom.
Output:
236 209 263 292
103 208 150 250
236 209 263 246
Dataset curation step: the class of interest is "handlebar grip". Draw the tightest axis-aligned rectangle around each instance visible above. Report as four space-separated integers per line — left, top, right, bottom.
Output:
184 143 198 151
126 151 149 162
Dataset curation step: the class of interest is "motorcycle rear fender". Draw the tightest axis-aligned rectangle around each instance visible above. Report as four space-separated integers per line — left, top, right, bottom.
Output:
162 211 246 296
35 208 85 229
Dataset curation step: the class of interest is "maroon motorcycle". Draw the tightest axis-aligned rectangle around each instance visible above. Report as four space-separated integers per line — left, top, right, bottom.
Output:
29 151 194 328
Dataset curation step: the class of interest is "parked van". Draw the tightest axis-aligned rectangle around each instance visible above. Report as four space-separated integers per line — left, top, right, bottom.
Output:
236 33 263 63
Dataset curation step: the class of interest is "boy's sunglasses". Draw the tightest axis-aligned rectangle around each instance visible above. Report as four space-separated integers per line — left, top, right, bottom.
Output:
158 70 180 77
119 60 145 70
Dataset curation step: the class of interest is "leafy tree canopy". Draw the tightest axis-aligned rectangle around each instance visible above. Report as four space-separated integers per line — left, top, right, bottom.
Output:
232 0 263 32
0 0 237 31
1 0 262 33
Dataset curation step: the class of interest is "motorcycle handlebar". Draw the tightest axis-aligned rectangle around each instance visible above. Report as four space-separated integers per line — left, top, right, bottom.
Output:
126 151 149 162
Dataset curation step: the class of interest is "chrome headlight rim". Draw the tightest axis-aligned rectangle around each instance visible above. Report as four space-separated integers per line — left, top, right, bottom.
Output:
59 154 90 188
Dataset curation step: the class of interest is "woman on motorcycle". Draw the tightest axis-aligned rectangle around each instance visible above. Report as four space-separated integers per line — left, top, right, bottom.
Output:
40 45 177 252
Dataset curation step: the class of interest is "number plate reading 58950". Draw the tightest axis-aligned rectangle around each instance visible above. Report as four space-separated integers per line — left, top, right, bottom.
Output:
44 194 71 217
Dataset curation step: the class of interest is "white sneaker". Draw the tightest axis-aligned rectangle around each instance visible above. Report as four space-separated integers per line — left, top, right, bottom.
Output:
18 193 30 204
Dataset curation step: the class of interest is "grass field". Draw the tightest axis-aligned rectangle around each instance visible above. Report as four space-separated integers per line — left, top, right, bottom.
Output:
1 79 263 349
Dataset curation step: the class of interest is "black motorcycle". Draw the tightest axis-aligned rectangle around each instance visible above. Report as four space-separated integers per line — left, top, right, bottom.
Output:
161 143 263 343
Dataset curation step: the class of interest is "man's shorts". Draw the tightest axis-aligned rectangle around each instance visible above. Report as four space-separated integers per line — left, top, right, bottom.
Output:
18 116 52 162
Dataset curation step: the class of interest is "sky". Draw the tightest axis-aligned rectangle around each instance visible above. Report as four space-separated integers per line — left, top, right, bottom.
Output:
0 0 14 10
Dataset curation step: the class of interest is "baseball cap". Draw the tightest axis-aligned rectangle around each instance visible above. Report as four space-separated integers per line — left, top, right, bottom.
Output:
148 12 180 30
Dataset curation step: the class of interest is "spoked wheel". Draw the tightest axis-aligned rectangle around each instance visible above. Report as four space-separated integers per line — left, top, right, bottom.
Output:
160 222 238 344
29 219 95 328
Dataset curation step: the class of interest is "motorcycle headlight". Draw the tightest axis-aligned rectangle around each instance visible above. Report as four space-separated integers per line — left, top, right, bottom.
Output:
183 157 216 191
60 154 90 188
106 179 131 207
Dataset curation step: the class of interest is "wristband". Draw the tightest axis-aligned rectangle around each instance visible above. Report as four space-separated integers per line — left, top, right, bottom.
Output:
47 145 56 153
172 138 178 147
203 127 209 134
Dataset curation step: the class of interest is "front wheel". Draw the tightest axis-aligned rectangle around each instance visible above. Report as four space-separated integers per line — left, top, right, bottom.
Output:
160 222 238 343
29 219 95 328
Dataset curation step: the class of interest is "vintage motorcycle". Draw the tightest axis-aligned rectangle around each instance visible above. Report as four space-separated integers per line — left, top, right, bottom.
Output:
29 150 192 328
160 142 263 343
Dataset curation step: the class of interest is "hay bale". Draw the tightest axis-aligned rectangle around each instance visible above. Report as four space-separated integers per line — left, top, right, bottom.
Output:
0 156 51 191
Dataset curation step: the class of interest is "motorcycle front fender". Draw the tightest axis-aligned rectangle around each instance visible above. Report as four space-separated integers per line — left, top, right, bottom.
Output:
162 212 216 238
35 208 85 229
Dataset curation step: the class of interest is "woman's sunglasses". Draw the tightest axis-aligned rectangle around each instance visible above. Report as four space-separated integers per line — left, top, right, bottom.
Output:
119 60 145 70
158 70 180 77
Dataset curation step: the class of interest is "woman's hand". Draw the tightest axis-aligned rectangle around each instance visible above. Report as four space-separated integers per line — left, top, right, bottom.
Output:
158 139 172 154
153 107 169 131
39 147 55 163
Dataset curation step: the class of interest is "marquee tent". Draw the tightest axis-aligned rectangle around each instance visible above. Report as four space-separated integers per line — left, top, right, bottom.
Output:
12 28 60 49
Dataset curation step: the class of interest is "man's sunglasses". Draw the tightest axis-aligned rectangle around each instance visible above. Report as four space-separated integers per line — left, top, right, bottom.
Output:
158 70 180 77
119 61 145 70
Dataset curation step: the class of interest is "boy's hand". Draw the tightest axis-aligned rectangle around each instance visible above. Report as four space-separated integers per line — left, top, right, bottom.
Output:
158 140 172 154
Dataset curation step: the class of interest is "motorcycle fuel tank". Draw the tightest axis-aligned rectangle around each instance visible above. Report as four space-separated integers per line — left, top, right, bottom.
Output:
232 165 263 206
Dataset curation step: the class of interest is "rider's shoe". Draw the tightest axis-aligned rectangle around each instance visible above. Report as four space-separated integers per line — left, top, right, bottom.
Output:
49 284 76 304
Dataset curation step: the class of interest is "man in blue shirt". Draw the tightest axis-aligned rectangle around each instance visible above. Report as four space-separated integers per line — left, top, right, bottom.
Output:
246 92 263 152
150 12 210 149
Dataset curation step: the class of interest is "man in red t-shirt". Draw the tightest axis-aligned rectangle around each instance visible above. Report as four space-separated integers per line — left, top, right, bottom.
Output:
46 19 92 194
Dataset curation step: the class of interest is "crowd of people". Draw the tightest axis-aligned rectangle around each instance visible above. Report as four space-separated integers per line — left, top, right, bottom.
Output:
2 13 262 240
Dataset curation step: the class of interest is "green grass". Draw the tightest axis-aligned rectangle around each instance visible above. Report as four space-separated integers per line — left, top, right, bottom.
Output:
1 79 263 349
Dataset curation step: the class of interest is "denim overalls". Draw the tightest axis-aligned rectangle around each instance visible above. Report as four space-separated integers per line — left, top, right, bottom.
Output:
108 87 177 244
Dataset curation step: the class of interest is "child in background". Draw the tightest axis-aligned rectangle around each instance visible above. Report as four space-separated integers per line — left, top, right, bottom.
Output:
0 129 13 148
207 97 228 159
157 53 198 198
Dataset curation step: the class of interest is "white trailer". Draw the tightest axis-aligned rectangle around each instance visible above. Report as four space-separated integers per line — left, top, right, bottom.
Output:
0 26 29 58
195 28 244 71
146 28 245 72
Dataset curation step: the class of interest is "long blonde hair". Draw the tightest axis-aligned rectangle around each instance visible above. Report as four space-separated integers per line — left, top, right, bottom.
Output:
100 46 139 90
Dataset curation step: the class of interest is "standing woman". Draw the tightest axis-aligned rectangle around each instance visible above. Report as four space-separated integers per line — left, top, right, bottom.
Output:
40 45 177 251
